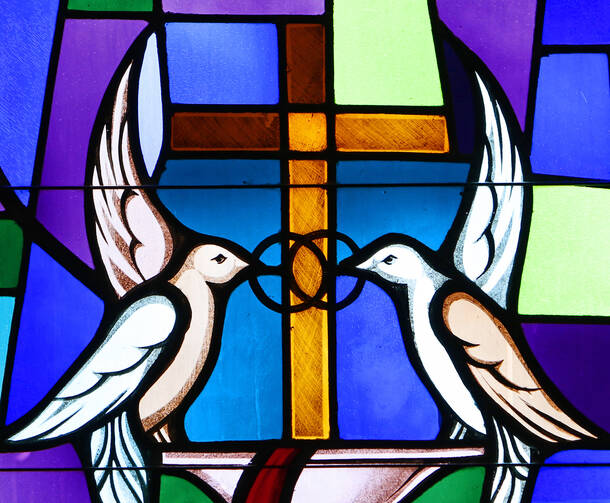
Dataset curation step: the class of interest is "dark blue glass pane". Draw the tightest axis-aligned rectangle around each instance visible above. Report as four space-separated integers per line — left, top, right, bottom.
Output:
542 0 610 45
443 41 476 154
5 245 103 424
533 450 610 502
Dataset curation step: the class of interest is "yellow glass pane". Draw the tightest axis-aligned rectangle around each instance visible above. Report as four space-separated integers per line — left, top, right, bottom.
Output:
288 160 330 439
335 114 449 152
289 113 327 152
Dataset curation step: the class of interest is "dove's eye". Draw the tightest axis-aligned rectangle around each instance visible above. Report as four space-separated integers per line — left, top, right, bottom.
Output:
382 254 397 265
211 254 227 264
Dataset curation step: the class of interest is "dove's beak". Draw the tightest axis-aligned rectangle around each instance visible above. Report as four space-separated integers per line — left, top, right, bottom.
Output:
338 253 371 275
337 257 355 275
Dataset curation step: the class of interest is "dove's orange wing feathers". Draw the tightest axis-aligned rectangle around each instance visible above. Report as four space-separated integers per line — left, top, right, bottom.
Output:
442 292 596 443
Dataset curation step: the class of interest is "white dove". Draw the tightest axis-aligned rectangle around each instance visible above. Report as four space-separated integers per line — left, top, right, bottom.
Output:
341 69 600 503
5 32 262 503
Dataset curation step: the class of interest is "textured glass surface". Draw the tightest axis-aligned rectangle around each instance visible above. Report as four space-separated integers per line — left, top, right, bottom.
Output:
542 0 610 45
0 1 59 203
36 20 146 266
519 186 610 315
165 23 279 104
0 298 15 394
6 245 103 423
0 2 608 502
163 0 325 15
334 0 443 105
530 54 610 180
68 0 152 10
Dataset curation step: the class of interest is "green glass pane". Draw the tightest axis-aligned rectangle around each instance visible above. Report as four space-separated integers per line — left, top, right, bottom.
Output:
412 467 485 503
519 186 610 316
0 220 23 288
334 0 443 106
67 0 152 11
159 475 214 503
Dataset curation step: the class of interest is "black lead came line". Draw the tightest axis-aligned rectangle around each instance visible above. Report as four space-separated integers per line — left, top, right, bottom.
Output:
0 181 608 190
0 461 610 471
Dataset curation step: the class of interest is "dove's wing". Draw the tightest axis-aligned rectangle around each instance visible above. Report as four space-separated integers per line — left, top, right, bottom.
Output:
90 36 173 298
447 72 525 308
442 292 597 443
8 295 176 443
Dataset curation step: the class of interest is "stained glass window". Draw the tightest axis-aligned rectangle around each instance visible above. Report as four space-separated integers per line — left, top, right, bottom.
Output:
0 1 608 502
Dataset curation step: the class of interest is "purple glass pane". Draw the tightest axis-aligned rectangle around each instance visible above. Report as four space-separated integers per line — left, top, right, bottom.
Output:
0 445 90 502
36 19 146 267
163 0 324 15
523 322 610 433
437 0 536 130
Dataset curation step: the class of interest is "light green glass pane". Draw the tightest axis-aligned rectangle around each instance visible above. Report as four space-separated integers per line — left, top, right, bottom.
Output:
67 0 152 10
412 467 485 503
0 297 15 394
159 475 214 503
333 0 443 106
0 220 23 288
519 186 610 315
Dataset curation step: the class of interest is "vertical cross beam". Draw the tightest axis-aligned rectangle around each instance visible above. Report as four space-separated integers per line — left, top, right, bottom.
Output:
286 24 329 439
289 161 329 439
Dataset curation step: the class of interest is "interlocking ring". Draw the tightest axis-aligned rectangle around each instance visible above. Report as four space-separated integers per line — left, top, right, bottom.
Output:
249 231 365 313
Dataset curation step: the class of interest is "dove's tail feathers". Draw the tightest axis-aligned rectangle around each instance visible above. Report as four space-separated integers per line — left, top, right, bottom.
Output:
488 419 533 503
90 411 149 503
447 419 469 441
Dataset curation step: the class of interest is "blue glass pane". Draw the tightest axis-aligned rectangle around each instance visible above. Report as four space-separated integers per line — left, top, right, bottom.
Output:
159 160 281 259
542 0 610 45
185 281 282 440
530 54 610 180
165 23 279 104
5 245 103 424
138 34 163 177
533 450 610 502
0 297 15 396
336 278 439 439
337 161 470 259
0 1 60 203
